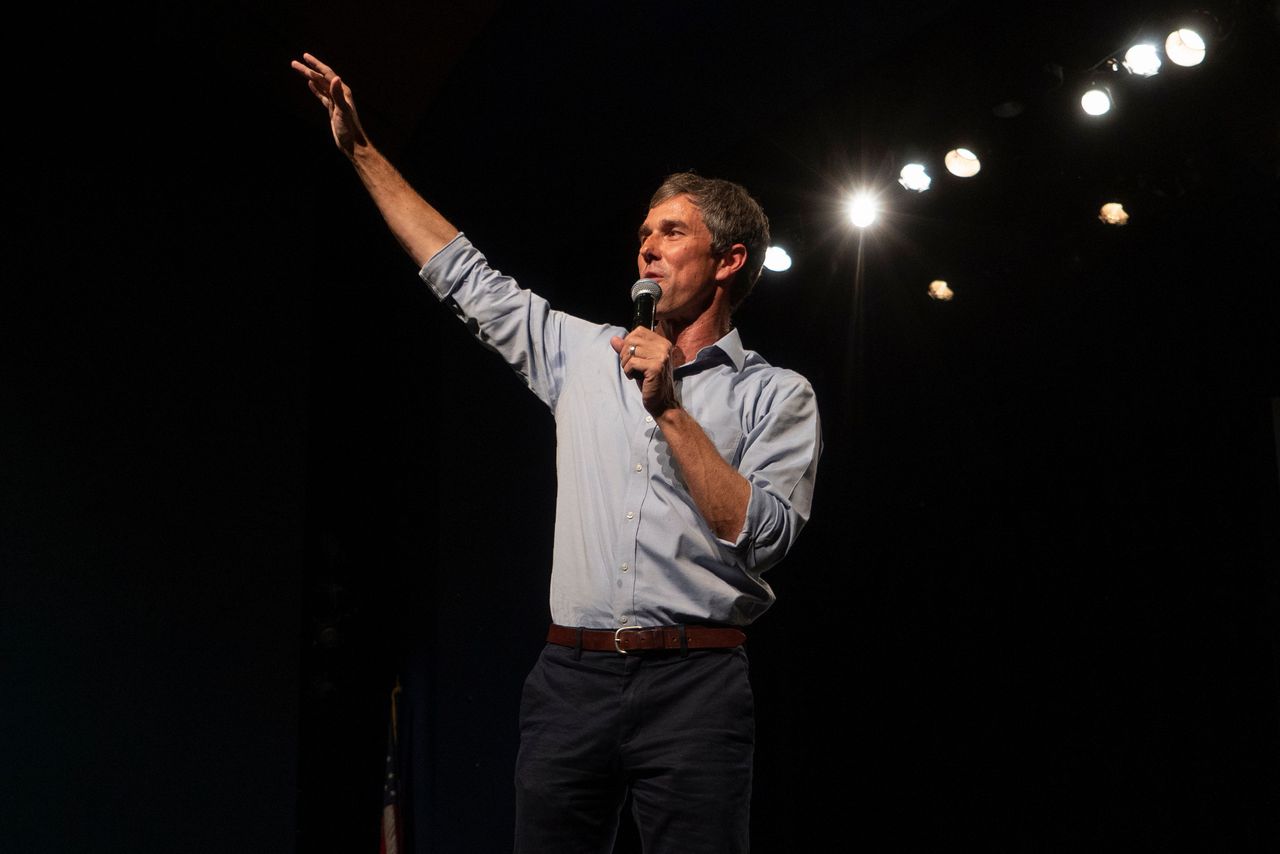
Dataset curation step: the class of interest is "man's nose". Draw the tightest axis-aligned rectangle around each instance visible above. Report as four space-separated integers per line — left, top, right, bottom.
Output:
639 234 660 261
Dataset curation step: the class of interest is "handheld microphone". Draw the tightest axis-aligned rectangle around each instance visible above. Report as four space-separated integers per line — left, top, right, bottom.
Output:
631 279 662 330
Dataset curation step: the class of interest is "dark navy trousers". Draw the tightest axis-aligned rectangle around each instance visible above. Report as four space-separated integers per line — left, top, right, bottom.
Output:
513 642 754 853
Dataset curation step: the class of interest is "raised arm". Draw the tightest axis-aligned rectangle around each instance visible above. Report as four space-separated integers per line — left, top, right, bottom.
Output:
290 52 458 267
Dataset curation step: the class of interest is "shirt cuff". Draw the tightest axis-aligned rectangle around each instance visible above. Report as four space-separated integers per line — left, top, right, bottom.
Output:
418 231 470 299
714 480 763 551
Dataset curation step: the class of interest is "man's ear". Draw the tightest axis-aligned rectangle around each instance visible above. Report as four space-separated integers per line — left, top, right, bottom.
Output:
714 243 748 282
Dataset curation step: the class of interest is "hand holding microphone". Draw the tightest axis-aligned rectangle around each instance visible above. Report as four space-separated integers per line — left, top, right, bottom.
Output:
617 278 664 373
612 279 681 415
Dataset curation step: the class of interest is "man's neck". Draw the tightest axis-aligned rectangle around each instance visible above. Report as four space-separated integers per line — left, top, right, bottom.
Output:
666 310 731 369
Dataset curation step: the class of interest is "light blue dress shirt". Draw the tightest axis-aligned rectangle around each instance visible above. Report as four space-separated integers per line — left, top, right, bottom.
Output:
421 233 822 629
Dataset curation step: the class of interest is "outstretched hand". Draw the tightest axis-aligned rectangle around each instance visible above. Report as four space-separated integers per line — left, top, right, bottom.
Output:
290 52 367 156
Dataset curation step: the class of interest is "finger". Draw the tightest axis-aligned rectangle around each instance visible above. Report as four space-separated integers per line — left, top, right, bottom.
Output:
302 53 335 77
293 64 328 93
292 60 328 86
330 76 353 111
306 81 333 109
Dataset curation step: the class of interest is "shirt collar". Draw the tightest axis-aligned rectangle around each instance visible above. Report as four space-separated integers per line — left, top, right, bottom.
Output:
676 327 746 376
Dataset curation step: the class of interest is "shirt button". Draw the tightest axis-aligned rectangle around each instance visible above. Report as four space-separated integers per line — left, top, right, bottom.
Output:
625 511 635 520
619 615 630 624
634 463 643 472
620 563 630 572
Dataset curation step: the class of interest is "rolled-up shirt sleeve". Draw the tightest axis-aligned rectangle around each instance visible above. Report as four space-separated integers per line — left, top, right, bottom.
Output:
718 372 822 575
419 232 572 408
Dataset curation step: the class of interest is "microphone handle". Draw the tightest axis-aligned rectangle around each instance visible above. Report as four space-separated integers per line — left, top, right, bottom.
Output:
632 295 656 330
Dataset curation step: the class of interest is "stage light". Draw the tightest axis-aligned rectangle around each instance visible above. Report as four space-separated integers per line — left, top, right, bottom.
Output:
1081 86 1113 116
1165 28 1207 66
898 163 932 192
1123 44 1162 76
1098 202 1130 225
943 148 980 178
763 246 793 272
928 280 954 301
847 193 877 228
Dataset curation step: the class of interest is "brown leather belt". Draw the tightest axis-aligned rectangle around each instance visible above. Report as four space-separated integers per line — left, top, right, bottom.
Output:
546 623 746 654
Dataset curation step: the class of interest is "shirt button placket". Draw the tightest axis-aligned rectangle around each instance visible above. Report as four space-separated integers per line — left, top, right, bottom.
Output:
614 415 651 628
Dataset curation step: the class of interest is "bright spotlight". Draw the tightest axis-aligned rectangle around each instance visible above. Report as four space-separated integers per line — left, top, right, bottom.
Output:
847 193 877 228
928 280 954 301
898 163 932 192
944 148 981 178
1081 87 1113 116
763 246 793 272
1098 202 1130 225
1166 28 1206 66
1123 44 1162 76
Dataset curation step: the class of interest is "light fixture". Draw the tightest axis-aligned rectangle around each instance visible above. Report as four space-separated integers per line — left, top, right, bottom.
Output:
943 148 980 178
763 246 793 272
1122 43 1162 76
1165 28 1207 66
928 280 954 301
1081 85 1113 116
1098 202 1130 225
898 163 932 192
847 193 877 228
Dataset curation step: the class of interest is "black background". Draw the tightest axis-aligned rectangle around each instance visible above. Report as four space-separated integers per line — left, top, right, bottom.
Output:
6 1 1279 852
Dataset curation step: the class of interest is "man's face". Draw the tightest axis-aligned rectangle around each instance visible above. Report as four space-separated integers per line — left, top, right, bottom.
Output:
637 194 726 324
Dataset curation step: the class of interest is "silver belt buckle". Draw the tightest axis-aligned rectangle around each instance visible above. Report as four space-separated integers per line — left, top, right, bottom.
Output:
614 625 643 654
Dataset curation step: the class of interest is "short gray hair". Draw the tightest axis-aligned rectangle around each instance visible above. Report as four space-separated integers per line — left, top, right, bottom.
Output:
650 172 771 310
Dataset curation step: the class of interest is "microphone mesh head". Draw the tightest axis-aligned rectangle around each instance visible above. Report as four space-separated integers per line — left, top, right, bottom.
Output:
631 278 662 301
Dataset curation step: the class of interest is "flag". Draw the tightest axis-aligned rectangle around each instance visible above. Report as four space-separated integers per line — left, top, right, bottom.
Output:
380 678 404 854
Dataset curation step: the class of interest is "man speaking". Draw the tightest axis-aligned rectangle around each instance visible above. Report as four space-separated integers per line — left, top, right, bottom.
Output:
293 51 822 854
